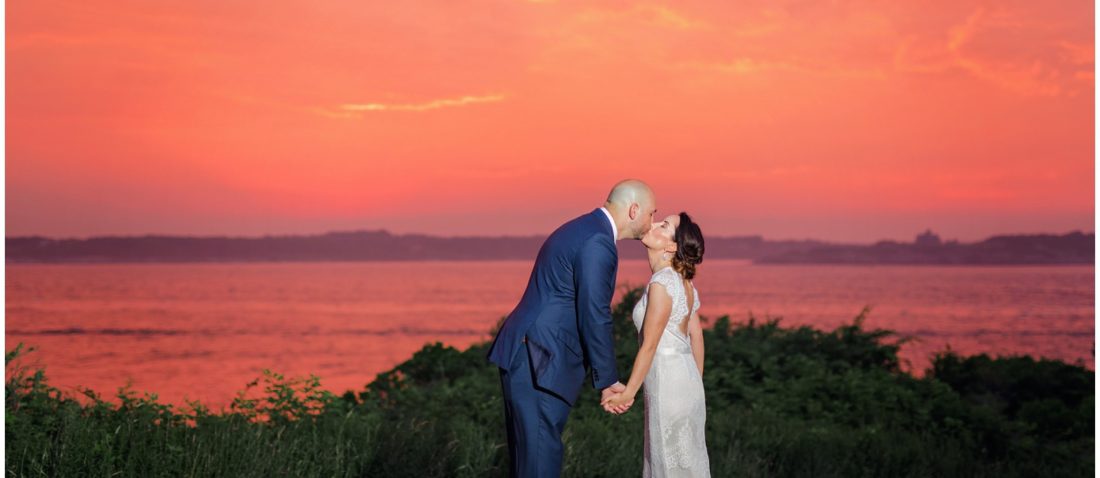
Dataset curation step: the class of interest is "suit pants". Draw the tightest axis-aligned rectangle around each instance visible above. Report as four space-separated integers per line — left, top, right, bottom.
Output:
499 341 573 478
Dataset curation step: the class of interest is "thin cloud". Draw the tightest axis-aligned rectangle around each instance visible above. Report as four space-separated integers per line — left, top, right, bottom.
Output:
894 7 1086 97
341 94 506 113
573 4 709 31
641 5 709 31
683 57 885 79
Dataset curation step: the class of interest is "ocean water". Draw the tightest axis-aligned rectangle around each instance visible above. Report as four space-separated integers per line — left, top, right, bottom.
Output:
5 260 1094 408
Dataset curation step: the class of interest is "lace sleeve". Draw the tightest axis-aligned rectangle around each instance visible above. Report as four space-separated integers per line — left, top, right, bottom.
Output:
649 268 679 298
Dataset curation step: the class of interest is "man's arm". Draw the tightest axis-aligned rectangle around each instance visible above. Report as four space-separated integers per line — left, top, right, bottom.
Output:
575 236 619 390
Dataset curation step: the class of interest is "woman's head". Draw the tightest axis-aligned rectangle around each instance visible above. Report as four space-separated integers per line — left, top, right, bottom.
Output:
642 212 705 279
672 212 704 280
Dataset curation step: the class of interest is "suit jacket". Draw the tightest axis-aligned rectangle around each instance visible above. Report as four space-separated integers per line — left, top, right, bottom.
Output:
487 209 620 405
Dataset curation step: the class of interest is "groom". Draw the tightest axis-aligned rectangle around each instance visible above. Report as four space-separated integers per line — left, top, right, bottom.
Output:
487 179 657 477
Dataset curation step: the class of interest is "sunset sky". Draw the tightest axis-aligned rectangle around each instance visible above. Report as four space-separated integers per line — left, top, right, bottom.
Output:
7 0 1095 242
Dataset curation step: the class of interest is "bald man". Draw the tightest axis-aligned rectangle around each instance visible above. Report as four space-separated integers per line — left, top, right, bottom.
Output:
487 179 658 477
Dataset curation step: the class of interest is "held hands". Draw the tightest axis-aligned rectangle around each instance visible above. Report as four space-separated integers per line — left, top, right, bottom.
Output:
602 391 634 413
600 381 634 414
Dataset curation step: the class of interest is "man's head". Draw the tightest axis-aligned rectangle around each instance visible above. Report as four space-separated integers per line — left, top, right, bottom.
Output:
604 179 657 240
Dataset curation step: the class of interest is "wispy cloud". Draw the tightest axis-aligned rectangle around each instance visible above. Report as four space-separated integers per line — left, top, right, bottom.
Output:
341 94 506 113
682 57 885 79
319 93 506 118
892 7 1090 97
639 5 709 31
573 4 709 31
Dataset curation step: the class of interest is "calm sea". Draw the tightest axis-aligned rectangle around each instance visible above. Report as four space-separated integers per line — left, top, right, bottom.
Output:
5 260 1094 408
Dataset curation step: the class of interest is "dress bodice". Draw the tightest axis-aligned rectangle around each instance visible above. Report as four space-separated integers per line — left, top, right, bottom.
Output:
632 266 700 352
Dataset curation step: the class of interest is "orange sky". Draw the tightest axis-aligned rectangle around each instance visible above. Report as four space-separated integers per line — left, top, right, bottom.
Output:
6 0 1095 242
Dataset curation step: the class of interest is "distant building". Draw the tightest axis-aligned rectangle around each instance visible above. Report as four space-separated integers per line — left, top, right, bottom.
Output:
915 229 942 246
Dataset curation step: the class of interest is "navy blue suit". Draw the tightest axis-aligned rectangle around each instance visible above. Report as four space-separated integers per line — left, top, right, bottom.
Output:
487 209 620 477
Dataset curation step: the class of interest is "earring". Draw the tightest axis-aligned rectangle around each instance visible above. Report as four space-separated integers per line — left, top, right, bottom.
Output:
662 252 672 261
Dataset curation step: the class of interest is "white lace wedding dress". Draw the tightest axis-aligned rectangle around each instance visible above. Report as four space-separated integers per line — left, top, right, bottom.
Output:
631 266 711 477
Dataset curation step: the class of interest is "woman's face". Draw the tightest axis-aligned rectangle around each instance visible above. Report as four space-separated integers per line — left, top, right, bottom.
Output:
642 214 680 253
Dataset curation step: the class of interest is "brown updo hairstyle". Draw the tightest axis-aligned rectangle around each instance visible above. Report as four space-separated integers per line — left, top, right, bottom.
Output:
672 212 704 280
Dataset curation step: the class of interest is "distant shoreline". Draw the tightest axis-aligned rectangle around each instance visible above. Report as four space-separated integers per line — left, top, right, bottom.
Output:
6 230 1093 265
4 259 1094 267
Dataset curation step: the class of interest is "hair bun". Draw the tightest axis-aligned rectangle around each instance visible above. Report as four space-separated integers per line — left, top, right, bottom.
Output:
671 212 705 279
680 242 703 265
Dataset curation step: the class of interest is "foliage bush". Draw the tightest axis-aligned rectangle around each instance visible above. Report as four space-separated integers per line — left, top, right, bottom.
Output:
6 288 1094 477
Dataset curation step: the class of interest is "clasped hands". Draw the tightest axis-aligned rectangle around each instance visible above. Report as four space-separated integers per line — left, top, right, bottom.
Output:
600 381 634 414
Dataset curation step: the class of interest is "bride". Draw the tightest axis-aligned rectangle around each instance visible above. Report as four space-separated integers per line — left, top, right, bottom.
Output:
603 212 710 477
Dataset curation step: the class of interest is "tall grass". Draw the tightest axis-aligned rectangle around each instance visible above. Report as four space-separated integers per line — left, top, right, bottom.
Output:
6 288 1094 477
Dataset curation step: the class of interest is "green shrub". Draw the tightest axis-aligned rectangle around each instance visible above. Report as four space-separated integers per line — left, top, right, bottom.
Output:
6 287 1093 477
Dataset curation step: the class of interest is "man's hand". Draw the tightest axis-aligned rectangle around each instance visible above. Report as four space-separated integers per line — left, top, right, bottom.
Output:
600 382 633 414
600 382 625 402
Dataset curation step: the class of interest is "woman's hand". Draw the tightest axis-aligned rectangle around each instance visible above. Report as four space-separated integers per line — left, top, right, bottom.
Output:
601 391 635 414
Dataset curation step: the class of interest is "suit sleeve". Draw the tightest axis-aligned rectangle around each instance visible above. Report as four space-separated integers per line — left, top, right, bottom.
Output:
575 235 620 390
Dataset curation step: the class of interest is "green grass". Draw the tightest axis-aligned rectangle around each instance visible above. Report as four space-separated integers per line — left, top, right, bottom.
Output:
6 287 1094 477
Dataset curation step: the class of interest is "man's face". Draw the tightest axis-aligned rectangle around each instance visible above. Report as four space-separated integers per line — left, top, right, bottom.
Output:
633 199 658 239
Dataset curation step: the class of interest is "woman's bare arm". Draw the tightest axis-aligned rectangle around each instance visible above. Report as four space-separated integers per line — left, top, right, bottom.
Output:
603 284 672 407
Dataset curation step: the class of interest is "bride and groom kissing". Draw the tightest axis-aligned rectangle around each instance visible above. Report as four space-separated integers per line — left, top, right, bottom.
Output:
488 179 710 477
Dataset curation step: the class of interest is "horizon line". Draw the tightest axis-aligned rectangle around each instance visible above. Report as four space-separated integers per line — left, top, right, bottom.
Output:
5 228 1094 246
